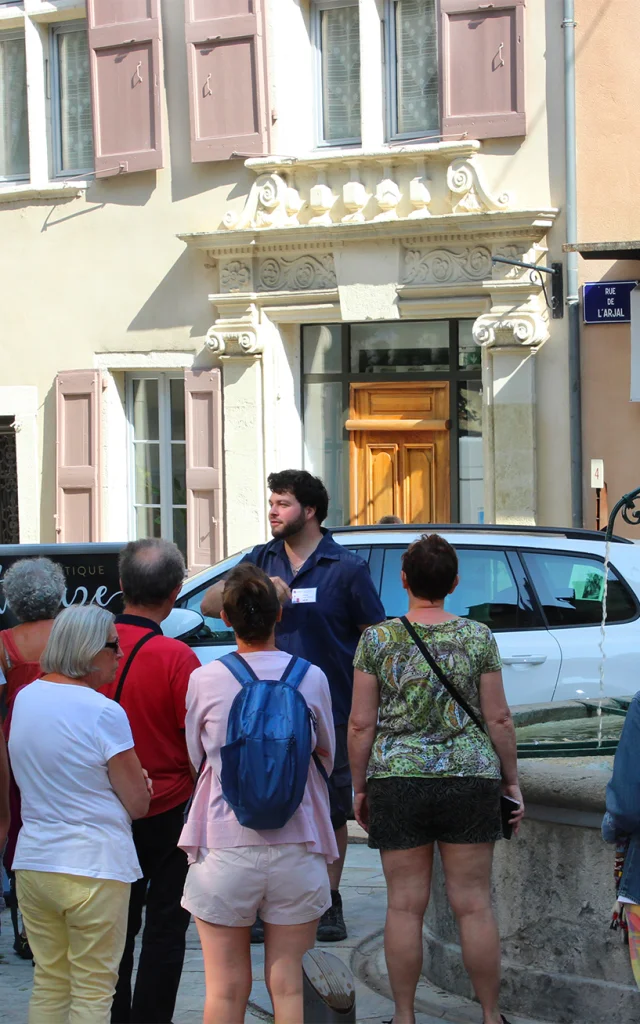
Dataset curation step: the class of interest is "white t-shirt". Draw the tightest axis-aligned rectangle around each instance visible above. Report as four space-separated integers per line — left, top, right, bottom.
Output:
9 680 142 883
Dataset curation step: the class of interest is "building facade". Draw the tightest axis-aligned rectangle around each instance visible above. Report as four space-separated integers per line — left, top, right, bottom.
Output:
0 0 571 568
570 0 640 537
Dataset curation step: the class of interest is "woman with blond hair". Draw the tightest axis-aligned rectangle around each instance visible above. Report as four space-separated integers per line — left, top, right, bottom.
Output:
9 604 151 1024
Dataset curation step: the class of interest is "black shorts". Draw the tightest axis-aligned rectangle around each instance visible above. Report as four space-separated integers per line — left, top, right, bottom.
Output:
327 724 352 830
367 776 502 849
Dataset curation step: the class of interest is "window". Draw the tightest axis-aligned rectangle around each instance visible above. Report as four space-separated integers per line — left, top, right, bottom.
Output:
0 12 93 188
127 374 187 559
386 0 438 141
521 552 638 628
0 33 28 180
313 1 361 146
350 320 449 373
52 24 94 176
379 545 538 629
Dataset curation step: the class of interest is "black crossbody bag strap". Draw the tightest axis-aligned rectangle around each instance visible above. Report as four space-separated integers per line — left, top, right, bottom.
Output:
400 616 485 734
113 631 157 704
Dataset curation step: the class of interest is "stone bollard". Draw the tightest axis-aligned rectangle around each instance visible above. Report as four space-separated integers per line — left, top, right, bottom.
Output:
302 949 356 1022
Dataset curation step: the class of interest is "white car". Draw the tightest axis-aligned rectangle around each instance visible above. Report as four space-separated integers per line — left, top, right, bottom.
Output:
175 525 640 708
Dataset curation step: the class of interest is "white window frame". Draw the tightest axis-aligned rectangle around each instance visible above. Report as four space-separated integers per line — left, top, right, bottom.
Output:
311 0 362 149
384 0 441 143
125 372 187 550
0 28 28 182
0 2 92 202
49 19 93 179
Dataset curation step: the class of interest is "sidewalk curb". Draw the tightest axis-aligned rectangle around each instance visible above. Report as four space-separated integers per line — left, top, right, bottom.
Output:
350 929 549 1024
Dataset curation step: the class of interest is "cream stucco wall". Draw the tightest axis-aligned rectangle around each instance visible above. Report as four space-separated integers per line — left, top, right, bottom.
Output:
575 0 640 534
0 0 572 550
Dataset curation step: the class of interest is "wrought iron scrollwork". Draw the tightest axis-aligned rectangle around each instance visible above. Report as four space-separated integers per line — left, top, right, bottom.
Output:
605 487 640 542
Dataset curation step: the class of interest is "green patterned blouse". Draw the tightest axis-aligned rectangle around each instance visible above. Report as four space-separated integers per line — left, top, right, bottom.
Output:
353 617 502 780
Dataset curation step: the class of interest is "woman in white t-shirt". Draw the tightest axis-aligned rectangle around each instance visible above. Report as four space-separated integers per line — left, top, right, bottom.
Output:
8 604 151 1024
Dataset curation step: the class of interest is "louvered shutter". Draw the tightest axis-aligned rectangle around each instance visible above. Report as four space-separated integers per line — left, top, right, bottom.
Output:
441 0 526 140
55 371 102 542
184 370 223 572
87 0 164 177
185 0 270 163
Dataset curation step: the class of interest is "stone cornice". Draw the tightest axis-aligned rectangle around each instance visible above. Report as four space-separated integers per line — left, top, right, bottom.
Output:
179 209 558 257
244 139 481 174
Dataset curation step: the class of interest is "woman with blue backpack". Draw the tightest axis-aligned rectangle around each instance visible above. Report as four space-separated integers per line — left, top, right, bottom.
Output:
179 563 337 1024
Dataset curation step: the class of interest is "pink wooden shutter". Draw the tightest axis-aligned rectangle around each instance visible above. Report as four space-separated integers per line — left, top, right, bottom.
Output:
185 0 270 163
55 371 102 543
185 369 223 572
441 0 526 140
87 0 164 177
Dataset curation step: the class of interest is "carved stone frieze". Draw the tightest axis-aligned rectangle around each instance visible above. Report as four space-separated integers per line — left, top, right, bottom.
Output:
219 260 252 293
257 254 336 291
447 158 512 215
403 246 492 285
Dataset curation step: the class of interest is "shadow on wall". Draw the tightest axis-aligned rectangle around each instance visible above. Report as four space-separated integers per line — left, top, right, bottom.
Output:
40 383 57 544
127 247 214 339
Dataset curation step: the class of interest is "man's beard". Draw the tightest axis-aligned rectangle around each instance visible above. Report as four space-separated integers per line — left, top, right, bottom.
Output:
270 509 307 539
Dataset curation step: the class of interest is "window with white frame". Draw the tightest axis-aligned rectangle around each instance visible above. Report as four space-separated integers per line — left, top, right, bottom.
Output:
385 0 439 141
51 23 93 176
0 8 93 185
312 0 361 146
127 374 187 560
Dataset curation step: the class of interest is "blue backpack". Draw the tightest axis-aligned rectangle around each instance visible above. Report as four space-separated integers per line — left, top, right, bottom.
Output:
219 652 329 831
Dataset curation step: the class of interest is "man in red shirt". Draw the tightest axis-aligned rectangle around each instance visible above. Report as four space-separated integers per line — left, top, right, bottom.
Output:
101 539 200 1024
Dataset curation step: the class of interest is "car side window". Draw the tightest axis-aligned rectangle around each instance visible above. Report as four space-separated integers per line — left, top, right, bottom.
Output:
521 551 637 627
183 580 235 644
379 546 538 630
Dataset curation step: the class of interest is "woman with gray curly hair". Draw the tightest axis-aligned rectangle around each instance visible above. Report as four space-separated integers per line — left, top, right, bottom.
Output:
1 557 67 960
9 604 151 1024
0 557 66 713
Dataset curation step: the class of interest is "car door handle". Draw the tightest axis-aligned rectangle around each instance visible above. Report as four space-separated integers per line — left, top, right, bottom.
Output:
502 655 547 665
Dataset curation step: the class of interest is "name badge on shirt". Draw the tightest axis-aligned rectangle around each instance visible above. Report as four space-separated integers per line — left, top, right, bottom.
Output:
291 587 317 604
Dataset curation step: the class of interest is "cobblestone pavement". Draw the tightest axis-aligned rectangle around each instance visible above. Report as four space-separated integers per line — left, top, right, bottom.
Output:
0 838 544 1024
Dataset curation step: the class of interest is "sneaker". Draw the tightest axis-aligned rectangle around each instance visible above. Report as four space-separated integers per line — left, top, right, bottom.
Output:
316 890 347 942
250 913 265 945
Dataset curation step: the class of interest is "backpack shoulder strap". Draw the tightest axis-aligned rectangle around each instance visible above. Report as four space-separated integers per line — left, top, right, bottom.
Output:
219 651 259 688
113 630 156 704
280 655 311 691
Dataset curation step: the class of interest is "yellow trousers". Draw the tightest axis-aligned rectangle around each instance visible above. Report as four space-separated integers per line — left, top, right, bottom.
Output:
16 869 130 1024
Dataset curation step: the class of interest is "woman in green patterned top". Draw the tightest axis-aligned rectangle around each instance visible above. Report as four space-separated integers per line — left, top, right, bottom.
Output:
348 533 523 1024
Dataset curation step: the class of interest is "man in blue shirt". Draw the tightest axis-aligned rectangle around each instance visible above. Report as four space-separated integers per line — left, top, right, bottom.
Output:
202 469 385 941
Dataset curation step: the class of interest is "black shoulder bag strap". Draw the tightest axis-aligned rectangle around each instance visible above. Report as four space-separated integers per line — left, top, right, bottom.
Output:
113 631 157 705
400 616 485 734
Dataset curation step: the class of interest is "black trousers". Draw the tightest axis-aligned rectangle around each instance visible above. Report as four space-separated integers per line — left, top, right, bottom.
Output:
111 803 190 1024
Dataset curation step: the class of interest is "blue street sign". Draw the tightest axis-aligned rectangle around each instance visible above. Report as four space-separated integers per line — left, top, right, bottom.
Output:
583 280 638 324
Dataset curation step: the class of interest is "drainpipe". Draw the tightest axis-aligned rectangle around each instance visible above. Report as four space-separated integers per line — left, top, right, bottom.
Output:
563 0 583 527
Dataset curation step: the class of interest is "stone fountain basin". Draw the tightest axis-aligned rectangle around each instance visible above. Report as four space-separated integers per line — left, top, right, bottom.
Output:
422 699 640 1023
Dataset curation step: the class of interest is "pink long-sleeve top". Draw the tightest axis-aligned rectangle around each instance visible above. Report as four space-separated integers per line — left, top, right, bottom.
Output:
178 651 339 864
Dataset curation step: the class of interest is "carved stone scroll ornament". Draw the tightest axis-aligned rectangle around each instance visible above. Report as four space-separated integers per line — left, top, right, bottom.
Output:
222 173 302 230
257 254 336 292
447 158 513 215
205 327 263 357
403 246 492 285
472 310 549 349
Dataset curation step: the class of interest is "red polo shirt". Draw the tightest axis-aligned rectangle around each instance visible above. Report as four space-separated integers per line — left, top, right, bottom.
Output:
100 614 200 818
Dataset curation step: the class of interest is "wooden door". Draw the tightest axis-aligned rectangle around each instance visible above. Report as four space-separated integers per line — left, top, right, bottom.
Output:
348 382 450 525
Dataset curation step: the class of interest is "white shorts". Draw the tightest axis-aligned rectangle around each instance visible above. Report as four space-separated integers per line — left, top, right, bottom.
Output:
182 843 331 928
